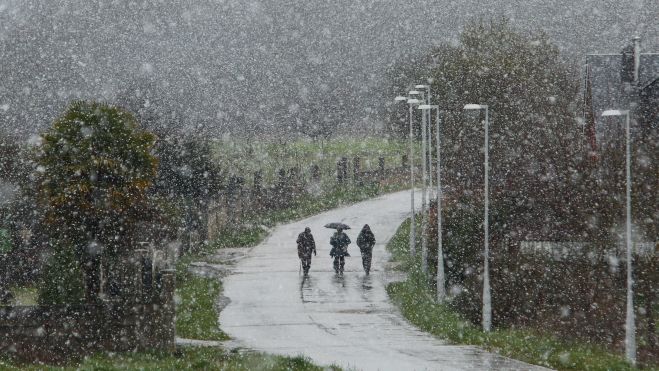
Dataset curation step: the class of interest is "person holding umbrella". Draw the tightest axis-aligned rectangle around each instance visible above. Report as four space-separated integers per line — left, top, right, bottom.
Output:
357 224 375 275
328 223 351 275
297 227 316 276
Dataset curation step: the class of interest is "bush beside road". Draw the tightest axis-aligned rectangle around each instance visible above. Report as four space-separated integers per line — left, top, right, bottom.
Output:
386 218 655 371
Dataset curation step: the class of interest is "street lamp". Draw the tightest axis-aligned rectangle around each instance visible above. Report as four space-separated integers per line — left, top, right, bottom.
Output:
395 95 419 256
416 85 434 201
420 105 445 300
601 109 635 365
410 90 426 262
415 95 429 274
416 101 429 274
463 103 491 332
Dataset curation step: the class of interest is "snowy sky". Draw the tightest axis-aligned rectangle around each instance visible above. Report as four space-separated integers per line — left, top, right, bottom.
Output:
0 0 656 137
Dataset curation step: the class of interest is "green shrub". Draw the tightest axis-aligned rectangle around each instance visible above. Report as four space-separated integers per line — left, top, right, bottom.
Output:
0 228 11 255
38 245 84 305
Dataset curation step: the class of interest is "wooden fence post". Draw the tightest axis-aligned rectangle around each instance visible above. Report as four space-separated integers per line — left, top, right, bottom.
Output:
353 156 361 184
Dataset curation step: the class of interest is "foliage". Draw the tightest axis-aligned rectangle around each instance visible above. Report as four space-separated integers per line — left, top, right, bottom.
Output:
153 134 223 200
152 132 225 252
36 101 158 302
434 18 580 215
38 245 85 305
209 225 269 250
175 270 229 341
0 228 11 254
38 100 157 255
423 198 658 364
387 18 588 240
386 219 646 371
1 348 341 370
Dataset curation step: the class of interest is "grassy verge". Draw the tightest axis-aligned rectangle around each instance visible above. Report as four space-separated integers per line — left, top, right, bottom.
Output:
8 286 38 306
1 348 339 371
386 219 654 371
209 224 270 251
175 270 229 341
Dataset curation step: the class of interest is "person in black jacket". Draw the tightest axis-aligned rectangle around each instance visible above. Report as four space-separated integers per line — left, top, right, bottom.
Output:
329 227 350 275
297 227 316 276
357 224 375 275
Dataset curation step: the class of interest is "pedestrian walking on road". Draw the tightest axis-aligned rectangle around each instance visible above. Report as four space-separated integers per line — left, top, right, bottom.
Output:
357 224 375 275
329 227 351 275
297 227 316 276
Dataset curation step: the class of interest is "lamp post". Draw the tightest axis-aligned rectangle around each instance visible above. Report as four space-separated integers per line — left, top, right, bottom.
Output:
463 103 491 332
419 105 446 303
601 109 635 365
409 90 424 260
434 106 445 302
416 84 433 200
417 101 428 274
395 95 419 256
420 105 445 300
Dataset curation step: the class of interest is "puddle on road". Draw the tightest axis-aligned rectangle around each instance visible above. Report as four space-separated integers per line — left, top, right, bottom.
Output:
336 309 378 314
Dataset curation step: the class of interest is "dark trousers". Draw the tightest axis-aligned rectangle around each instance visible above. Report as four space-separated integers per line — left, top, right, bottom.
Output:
361 251 372 274
333 256 345 274
301 255 312 275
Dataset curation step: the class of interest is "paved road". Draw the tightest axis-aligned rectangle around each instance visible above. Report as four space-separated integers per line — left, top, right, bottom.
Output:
220 190 550 371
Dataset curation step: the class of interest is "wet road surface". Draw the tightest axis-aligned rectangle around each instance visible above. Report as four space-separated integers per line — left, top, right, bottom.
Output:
220 190 551 371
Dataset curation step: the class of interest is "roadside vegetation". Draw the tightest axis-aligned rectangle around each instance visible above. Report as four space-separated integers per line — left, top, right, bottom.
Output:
175 269 229 341
386 219 657 371
1 349 339 371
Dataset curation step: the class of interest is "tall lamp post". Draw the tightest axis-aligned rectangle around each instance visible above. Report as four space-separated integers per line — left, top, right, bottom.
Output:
416 94 429 274
416 84 433 200
601 109 635 365
420 104 445 301
463 103 491 332
410 90 424 260
395 95 420 256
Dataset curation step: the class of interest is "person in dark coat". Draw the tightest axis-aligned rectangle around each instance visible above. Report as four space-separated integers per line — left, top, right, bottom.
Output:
357 224 375 275
297 227 316 276
329 227 350 275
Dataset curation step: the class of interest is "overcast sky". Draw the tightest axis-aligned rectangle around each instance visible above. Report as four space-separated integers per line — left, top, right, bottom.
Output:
0 0 656 138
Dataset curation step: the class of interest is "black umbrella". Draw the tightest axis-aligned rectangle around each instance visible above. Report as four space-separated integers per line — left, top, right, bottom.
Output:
324 222 351 230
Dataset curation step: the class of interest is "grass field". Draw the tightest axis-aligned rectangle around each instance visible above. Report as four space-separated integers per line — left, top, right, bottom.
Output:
213 137 413 184
8 286 38 306
386 219 657 371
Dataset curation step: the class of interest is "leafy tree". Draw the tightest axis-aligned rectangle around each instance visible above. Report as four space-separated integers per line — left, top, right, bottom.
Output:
152 133 224 252
37 243 85 305
37 101 157 302
422 18 584 240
